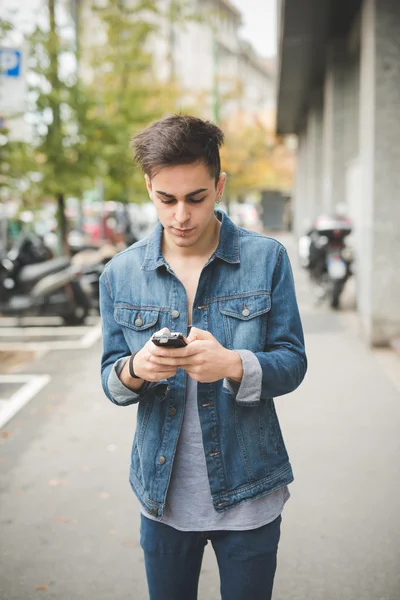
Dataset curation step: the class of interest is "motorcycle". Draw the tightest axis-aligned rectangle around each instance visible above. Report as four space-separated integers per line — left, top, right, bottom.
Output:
0 235 92 325
299 215 354 309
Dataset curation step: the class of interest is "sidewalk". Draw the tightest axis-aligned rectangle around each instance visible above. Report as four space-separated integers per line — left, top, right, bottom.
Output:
0 233 399 600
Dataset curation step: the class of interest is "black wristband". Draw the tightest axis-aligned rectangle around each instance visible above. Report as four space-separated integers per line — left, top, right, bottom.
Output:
128 353 141 379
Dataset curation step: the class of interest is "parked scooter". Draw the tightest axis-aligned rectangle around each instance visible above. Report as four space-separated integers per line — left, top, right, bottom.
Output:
299 215 354 309
0 235 92 325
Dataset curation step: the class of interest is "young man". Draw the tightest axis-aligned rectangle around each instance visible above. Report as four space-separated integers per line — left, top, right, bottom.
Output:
100 115 307 600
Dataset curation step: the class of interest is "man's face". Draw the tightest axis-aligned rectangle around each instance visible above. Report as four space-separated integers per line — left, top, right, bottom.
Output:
145 162 226 250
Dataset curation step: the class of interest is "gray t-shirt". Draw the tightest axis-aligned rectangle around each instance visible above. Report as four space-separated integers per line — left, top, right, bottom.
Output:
142 375 289 531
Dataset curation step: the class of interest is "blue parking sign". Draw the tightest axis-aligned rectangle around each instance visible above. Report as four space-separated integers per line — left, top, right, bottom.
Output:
0 48 22 78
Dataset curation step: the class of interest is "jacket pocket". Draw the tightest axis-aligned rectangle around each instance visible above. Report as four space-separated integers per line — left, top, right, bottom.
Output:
114 305 161 352
114 306 160 330
219 293 271 351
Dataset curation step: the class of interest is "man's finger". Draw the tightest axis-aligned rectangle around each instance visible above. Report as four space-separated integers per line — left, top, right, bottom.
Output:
148 355 182 367
150 343 202 359
186 327 214 343
146 366 177 376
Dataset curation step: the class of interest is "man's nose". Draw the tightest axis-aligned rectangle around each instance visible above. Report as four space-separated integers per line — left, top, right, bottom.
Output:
174 203 189 225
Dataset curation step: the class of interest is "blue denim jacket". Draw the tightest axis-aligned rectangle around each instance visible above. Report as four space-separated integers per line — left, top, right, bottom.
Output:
100 211 307 518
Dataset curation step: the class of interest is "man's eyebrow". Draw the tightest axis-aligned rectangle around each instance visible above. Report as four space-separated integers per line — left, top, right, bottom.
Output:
155 188 208 199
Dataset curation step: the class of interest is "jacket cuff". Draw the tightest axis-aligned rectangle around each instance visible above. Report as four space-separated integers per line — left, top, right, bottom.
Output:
107 357 143 405
223 350 262 406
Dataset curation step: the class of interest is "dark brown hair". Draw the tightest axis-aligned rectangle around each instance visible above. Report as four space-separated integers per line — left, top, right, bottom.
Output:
131 114 224 184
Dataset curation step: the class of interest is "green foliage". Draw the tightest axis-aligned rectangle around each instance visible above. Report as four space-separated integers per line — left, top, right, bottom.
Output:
28 4 102 200
2 0 181 206
87 0 179 203
221 114 294 197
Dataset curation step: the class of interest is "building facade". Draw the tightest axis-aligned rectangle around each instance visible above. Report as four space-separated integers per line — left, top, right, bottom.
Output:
276 0 400 347
78 0 274 121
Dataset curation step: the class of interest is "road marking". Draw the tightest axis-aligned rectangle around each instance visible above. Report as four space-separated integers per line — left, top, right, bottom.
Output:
0 316 99 327
0 374 51 429
80 322 102 347
0 326 96 337
0 322 102 351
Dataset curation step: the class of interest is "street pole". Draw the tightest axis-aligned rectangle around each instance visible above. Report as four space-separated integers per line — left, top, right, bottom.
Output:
212 35 220 124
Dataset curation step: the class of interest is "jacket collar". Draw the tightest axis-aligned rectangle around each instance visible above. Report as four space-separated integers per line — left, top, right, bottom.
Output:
141 210 240 271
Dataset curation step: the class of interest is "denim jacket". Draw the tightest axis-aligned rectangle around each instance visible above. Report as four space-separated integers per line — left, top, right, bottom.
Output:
100 211 307 518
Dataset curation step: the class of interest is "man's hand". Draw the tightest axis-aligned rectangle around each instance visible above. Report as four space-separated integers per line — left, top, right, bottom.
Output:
148 327 243 383
132 328 179 382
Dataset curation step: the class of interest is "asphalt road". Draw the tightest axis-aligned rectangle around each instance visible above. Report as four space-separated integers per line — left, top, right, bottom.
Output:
1 235 400 600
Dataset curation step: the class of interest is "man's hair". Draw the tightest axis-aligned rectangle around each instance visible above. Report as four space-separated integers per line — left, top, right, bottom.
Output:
131 114 224 184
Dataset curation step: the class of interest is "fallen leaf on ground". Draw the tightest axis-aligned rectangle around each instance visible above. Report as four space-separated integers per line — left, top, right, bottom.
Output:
99 492 111 499
36 585 48 591
48 479 67 486
1 431 11 438
122 539 137 548
53 515 78 524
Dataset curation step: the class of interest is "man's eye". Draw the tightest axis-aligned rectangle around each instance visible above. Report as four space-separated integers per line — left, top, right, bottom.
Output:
189 197 206 204
160 199 175 205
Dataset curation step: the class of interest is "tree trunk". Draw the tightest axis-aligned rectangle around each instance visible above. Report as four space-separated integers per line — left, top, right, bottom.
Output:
48 0 69 256
56 192 69 257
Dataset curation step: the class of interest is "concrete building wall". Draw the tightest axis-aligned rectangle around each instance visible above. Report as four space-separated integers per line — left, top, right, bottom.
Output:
291 0 400 346
293 128 309 238
305 92 323 224
358 0 400 345
78 0 272 121
321 42 348 214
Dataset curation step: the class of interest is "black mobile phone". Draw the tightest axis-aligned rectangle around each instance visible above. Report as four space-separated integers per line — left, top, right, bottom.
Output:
151 332 187 348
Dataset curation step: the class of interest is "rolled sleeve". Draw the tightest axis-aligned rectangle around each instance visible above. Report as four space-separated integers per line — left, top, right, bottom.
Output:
223 349 262 407
107 357 143 406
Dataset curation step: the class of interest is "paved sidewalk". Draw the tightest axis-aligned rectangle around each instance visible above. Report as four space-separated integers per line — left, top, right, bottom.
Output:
0 233 399 600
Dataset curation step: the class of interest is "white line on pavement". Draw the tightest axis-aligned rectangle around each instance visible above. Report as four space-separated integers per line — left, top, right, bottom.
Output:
80 322 102 348
0 326 95 337
0 316 100 327
0 322 102 351
0 374 51 429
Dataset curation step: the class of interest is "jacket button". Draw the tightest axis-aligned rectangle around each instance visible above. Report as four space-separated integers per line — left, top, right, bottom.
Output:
168 407 177 416
242 308 250 317
151 508 158 516
158 456 166 465
171 310 180 318
135 318 143 327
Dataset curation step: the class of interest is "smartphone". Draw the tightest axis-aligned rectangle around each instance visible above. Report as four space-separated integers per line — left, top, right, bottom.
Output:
151 332 187 348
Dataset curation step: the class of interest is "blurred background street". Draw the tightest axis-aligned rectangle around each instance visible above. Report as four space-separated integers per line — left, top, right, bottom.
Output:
1 0 400 598
1 236 400 600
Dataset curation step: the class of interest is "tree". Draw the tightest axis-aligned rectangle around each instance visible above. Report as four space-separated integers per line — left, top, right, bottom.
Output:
26 0 108 254
220 113 294 202
85 0 180 205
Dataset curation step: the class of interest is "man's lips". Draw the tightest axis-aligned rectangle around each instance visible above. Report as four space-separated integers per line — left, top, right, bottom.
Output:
172 227 194 235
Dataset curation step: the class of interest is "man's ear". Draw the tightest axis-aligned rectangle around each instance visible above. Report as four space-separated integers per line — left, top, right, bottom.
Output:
217 172 227 197
145 174 153 198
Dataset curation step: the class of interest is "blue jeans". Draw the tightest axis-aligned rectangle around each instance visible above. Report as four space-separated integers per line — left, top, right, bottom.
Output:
140 514 282 600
